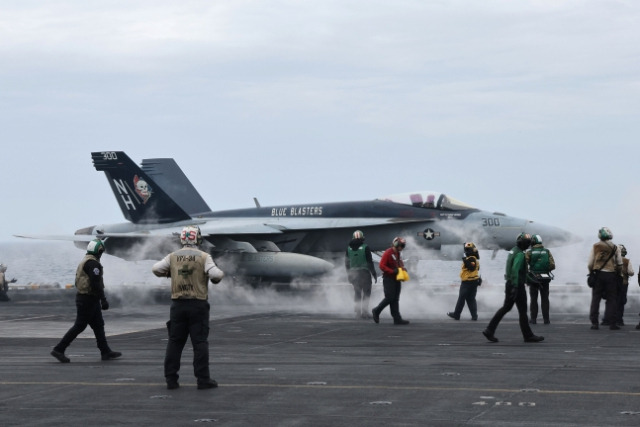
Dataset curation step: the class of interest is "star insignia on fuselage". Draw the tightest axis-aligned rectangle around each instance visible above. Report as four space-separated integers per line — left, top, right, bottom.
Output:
417 228 439 240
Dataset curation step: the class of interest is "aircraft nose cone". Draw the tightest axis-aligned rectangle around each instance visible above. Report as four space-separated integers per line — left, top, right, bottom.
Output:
524 222 582 247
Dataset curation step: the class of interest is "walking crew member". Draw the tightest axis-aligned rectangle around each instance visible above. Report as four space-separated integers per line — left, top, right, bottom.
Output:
372 237 409 325
345 230 377 319
447 242 481 321
483 233 544 343
152 225 224 390
51 239 121 363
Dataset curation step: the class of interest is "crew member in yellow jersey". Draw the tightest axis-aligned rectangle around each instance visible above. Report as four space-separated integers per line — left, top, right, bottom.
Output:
152 225 224 390
447 242 481 321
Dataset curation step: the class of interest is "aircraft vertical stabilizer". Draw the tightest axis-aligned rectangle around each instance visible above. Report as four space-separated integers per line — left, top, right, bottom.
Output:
91 151 192 224
141 158 211 215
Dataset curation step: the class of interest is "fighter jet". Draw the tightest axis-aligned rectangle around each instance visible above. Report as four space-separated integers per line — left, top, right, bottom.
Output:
17 151 579 283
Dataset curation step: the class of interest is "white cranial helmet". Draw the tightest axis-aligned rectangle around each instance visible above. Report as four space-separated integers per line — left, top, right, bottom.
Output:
180 225 202 246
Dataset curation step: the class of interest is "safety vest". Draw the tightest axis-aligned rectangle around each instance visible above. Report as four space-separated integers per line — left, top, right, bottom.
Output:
169 247 209 300
528 247 551 273
460 256 480 281
75 254 102 296
347 245 369 270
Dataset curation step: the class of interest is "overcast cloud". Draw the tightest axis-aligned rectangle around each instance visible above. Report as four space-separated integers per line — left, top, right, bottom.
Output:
1 1 639 258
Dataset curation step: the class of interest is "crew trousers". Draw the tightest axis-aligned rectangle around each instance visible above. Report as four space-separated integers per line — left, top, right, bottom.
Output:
55 294 110 354
589 271 618 326
528 280 550 322
373 277 403 321
165 299 211 385
349 269 373 315
486 282 534 339
452 281 479 319
616 282 628 324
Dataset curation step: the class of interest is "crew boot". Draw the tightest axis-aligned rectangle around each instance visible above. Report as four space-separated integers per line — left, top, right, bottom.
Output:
197 379 218 390
51 350 70 363
101 351 122 361
482 329 498 342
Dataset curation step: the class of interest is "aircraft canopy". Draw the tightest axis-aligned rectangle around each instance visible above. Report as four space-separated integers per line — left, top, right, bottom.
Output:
376 191 475 211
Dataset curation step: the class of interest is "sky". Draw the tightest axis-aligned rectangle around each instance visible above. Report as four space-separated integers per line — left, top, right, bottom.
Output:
1 0 639 258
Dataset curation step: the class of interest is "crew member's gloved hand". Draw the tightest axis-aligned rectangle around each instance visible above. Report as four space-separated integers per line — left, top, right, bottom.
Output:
508 284 518 303
101 298 109 310
10 278 16 283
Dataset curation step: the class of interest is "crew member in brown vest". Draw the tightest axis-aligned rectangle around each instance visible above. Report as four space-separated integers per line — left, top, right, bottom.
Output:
152 225 224 390
51 239 121 363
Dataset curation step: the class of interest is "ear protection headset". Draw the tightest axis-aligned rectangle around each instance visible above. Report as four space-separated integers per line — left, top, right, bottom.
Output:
393 237 406 248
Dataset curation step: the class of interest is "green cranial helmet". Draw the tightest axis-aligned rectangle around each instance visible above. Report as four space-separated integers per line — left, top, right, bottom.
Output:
620 244 627 257
598 227 613 241
531 234 542 245
86 239 106 257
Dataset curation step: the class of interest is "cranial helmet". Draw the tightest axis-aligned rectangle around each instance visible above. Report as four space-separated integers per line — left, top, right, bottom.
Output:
620 244 627 257
0 264 6 272
353 230 365 240
464 242 476 253
86 239 106 257
531 234 542 245
598 227 613 241
393 237 406 248
516 232 532 250
181 225 202 246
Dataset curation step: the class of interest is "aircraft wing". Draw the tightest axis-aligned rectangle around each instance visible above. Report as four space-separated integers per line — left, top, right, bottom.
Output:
15 216 433 242
14 234 99 242
201 216 433 235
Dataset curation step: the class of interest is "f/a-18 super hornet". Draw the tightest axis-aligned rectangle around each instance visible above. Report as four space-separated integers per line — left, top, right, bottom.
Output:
17 151 579 283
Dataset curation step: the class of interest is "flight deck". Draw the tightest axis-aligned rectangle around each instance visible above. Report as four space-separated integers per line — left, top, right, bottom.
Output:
1 285 640 426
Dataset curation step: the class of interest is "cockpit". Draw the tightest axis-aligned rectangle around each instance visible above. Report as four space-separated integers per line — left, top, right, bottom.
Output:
376 191 476 211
